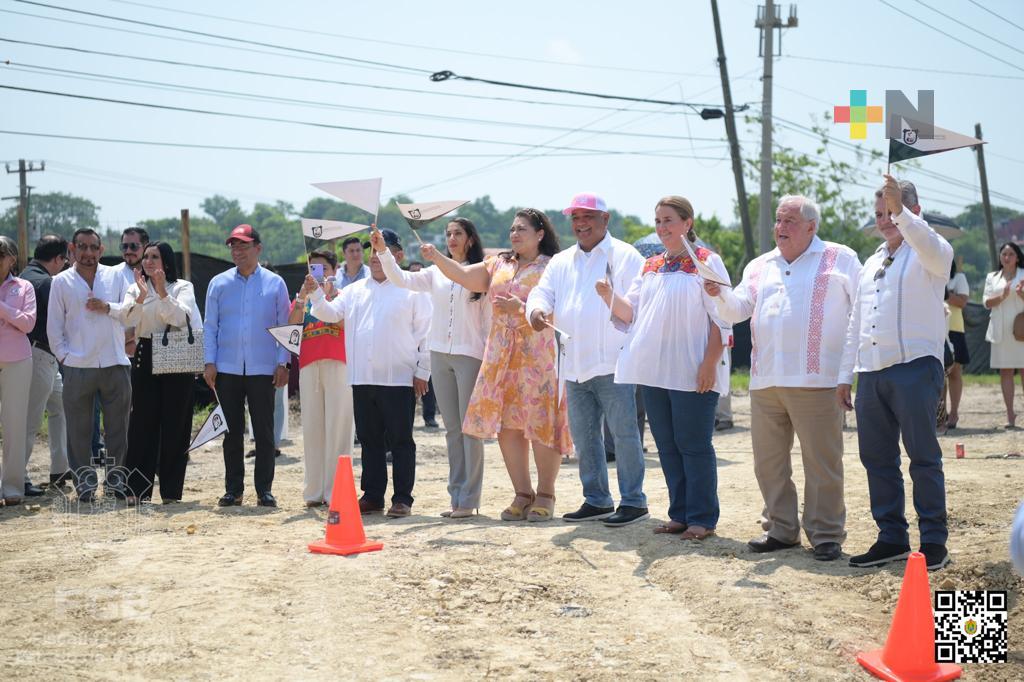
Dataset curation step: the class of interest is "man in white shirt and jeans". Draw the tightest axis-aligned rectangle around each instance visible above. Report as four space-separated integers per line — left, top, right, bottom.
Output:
47 228 132 502
838 175 953 571
526 192 648 527
707 195 861 561
310 228 432 519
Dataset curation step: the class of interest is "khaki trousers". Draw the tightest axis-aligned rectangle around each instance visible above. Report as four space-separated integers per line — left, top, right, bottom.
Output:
749 386 846 546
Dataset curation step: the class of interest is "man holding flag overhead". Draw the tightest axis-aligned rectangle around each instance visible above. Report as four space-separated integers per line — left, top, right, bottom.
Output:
204 224 290 508
838 176 953 571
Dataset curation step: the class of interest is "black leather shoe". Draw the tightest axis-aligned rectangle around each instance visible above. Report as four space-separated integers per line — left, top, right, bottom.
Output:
24 482 45 497
849 540 911 568
256 492 277 507
562 502 615 522
748 534 800 553
358 497 385 514
217 493 242 507
813 542 842 561
602 505 650 527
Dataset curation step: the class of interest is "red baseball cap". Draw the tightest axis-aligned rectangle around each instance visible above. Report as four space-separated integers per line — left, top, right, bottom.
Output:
225 224 259 244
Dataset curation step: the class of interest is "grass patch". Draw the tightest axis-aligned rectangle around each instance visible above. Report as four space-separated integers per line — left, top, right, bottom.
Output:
729 368 1001 393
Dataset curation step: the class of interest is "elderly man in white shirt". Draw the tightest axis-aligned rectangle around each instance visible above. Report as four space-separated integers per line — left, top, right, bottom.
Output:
706 195 861 561
309 228 432 519
838 175 953 572
47 228 132 502
526 192 648 527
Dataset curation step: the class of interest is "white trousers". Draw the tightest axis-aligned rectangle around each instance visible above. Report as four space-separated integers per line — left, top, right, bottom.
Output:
299 360 354 504
1 356 33 498
24 346 68 477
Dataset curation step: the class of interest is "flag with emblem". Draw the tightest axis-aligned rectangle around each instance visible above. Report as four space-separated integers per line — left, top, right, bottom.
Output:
268 324 303 355
188 403 229 452
889 118 983 165
300 218 369 241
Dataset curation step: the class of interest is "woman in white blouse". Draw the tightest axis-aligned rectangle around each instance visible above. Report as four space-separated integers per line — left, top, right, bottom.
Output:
597 196 731 541
379 218 491 518
119 241 202 503
983 241 1024 429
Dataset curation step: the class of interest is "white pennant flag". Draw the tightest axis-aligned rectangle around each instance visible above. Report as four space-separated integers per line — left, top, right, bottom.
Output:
268 324 303 355
396 199 468 229
682 239 732 288
889 118 983 165
188 404 229 452
310 177 382 215
301 218 370 241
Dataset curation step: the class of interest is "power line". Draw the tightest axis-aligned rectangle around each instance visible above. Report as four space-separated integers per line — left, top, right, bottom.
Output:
910 0 1024 57
877 0 1024 73
0 129 731 159
103 0 726 80
782 53 1024 81
2 61 729 143
13 0 430 75
966 0 1024 35
0 37 699 115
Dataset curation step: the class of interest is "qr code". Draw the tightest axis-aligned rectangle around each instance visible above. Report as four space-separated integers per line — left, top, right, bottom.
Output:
934 590 1007 663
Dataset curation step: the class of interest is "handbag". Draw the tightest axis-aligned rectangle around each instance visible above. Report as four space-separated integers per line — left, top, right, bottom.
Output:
151 315 205 375
1014 312 1024 343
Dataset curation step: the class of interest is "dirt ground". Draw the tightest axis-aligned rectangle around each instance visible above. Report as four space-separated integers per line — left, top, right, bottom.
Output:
1 383 1022 680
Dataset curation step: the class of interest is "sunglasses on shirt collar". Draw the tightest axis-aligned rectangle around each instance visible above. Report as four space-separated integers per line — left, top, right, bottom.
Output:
873 255 895 281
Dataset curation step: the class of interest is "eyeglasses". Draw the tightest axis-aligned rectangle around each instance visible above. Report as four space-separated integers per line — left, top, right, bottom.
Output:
873 256 895 281
74 243 102 252
120 242 141 252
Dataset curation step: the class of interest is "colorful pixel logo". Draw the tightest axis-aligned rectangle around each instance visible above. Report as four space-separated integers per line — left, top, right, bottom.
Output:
833 89 935 141
833 90 883 140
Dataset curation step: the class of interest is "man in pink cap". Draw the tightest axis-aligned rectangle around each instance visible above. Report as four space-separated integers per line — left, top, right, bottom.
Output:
203 224 290 508
526 192 648 527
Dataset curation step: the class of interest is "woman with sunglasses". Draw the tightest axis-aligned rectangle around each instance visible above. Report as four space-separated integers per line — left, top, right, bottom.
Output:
118 241 201 503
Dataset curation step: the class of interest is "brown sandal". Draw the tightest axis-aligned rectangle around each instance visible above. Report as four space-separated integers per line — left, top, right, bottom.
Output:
654 521 687 535
680 525 715 541
500 491 535 521
527 492 555 522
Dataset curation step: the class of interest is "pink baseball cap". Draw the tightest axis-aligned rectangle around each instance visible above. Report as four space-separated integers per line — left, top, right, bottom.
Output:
562 192 608 215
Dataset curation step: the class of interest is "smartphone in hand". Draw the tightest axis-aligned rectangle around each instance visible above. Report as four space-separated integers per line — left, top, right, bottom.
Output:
310 263 325 283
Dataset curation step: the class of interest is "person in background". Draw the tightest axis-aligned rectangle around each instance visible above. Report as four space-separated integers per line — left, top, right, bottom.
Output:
310 228 431 518
204 224 290 508
424 209 571 522
983 242 1024 429
601 196 731 541
47 228 132 502
406 260 439 428
380 218 491 519
339 236 369 288
21 234 70 495
289 248 354 507
0 236 37 506
119 241 201 504
943 259 969 430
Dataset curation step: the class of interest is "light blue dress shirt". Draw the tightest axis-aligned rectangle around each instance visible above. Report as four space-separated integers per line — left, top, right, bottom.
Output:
204 265 290 375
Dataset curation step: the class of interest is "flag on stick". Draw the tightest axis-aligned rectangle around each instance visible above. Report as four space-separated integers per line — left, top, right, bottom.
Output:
682 239 732 288
301 218 370 241
395 200 469 230
310 178 382 216
188 403 229 452
888 119 983 165
268 324 303 355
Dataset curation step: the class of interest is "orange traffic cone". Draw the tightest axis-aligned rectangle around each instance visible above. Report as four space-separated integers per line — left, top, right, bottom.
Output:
857 552 961 681
308 455 383 556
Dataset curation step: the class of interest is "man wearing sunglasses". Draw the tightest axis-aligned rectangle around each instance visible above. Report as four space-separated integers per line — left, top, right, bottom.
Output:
838 175 954 572
115 227 149 357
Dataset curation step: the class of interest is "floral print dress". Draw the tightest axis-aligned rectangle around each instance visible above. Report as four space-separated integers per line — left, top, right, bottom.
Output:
462 255 572 454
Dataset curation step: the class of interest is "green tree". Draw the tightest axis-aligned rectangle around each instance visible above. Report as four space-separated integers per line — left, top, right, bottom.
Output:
0 192 100 240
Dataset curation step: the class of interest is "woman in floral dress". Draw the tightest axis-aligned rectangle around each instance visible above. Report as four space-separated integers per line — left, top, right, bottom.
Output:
421 208 571 521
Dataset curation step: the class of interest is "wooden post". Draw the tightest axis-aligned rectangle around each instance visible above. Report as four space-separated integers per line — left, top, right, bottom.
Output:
16 204 28 271
974 123 998 271
181 208 192 280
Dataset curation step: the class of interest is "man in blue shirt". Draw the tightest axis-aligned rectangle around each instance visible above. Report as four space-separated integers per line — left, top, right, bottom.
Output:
204 224 290 507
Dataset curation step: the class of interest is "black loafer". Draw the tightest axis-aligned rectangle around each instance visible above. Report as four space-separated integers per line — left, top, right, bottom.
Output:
813 542 842 561
849 540 911 568
24 482 45 497
602 505 651 527
217 493 242 507
748 534 800 553
256 492 277 507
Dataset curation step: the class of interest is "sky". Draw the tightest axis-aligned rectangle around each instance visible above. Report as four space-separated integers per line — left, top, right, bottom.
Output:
2 0 1023 239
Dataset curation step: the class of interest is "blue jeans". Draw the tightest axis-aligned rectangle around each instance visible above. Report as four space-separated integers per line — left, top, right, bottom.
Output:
565 375 646 508
642 386 720 529
855 356 947 546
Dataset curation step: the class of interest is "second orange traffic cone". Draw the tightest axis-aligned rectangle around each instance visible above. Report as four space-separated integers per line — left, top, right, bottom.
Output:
857 552 961 681
308 455 383 556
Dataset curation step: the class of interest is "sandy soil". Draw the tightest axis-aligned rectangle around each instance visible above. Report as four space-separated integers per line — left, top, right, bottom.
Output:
1 384 1022 680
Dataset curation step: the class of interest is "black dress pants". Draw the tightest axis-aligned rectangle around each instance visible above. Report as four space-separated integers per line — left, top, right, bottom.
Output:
125 339 196 500
217 372 276 497
352 384 416 506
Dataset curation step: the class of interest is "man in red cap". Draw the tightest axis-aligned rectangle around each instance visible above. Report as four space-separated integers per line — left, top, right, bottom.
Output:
203 224 290 507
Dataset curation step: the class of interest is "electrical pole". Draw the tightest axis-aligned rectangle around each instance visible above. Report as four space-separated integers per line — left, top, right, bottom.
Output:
711 0 754 263
181 208 192 281
755 3 797 254
973 123 998 270
5 159 46 255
